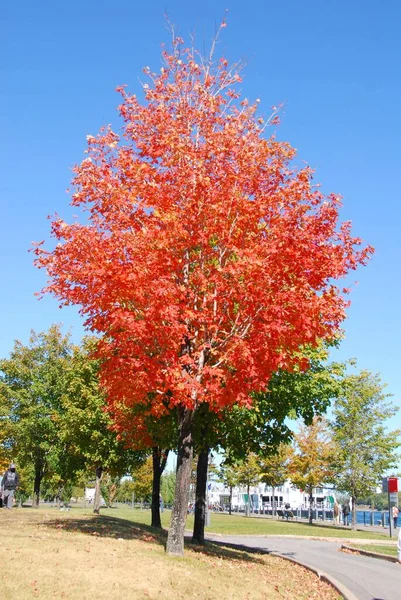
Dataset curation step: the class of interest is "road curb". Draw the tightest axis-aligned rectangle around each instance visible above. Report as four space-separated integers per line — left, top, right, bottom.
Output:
205 538 357 600
341 544 400 564
272 552 359 600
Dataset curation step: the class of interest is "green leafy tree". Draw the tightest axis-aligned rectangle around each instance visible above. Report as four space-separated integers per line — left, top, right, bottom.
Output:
259 443 291 516
13 463 33 506
371 494 388 511
71 483 86 502
131 456 153 503
100 474 121 507
331 371 401 528
218 461 240 515
0 389 12 473
236 453 261 516
0 326 73 506
221 344 344 459
288 417 335 524
57 338 144 513
115 479 135 503
356 492 388 511
161 471 176 506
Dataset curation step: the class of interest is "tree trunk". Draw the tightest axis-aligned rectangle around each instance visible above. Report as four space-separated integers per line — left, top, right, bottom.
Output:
192 448 209 544
309 490 314 524
245 484 250 517
93 465 103 514
32 460 44 508
272 486 276 517
229 485 233 516
151 446 169 528
56 485 63 509
109 482 118 507
351 495 357 529
166 407 194 556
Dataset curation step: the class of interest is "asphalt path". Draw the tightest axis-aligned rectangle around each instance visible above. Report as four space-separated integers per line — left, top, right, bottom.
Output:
205 534 401 600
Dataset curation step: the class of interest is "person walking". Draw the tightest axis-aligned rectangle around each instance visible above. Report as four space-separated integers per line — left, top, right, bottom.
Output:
392 505 399 529
342 501 350 526
333 500 340 525
1 462 19 509
284 502 292 520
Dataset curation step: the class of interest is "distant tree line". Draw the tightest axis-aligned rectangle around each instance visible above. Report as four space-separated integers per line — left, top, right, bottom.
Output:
1 324 399 535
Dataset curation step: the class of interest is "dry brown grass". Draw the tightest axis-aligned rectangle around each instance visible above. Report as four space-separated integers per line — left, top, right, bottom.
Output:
0 508 341 599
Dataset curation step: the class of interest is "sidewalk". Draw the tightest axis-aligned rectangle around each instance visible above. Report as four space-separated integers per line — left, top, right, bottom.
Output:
305 520 398 538
206 533 401 600
248 512 399 538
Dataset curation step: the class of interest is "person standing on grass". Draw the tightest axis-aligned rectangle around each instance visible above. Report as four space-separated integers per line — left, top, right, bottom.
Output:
333 500 340 525
1 462 19 509
342 501 350 526
392 505 399 529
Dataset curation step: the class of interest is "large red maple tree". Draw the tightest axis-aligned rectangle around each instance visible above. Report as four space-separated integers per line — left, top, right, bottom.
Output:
34 31 372 555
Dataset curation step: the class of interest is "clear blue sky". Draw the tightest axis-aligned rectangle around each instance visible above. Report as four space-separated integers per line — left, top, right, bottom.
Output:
2 1 400 428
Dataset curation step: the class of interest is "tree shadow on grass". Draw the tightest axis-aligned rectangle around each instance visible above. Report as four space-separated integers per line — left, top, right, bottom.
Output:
43 514 269 565
189 540 270 565
44 515 167 545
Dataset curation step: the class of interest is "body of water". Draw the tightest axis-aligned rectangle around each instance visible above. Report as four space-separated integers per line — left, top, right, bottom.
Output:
356 510 390 526
249 507 392 527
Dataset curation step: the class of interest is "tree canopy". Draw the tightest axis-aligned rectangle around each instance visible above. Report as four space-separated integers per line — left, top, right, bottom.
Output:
288 417 335 523
331 370 401 527
33 37 372 416
0 326 73 505
0 328 142 510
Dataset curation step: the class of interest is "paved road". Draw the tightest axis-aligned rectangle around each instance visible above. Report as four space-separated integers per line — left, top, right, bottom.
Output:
206 534 400 600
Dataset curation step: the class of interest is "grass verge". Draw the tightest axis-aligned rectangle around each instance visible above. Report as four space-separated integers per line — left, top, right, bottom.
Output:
347 544 397 557
102 506 389 540
0 508 342 600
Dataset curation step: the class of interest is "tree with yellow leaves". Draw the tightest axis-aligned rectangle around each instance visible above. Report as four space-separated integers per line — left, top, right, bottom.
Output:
288 417 335 524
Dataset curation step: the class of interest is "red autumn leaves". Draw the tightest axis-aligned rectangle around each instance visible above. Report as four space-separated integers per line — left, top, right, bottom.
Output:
34 39 373 419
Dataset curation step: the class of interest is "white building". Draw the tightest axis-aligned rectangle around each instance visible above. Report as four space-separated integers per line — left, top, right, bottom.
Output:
84 487 106 506
208 479 335 511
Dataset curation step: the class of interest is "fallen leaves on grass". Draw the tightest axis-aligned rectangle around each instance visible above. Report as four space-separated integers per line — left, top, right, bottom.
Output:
0 510 341 600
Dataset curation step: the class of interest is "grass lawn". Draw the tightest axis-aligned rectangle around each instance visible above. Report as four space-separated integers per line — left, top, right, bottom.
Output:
347 544 398 557
0 508 342 600
103 506 389 541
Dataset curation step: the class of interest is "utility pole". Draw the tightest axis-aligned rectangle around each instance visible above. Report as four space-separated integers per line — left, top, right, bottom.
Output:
383 476 399 538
